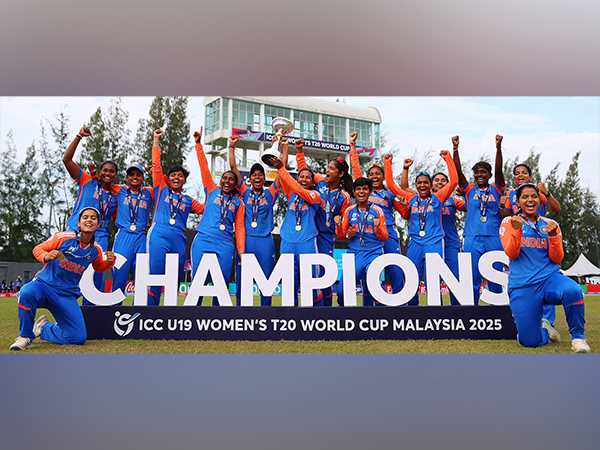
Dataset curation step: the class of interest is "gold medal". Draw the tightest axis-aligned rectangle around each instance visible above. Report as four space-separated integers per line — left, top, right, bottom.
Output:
219 224 226 231
480 216 487 223
129 224 137 232
295 224 302 231
419 230 426 237
251 221 258 228
169 218 176 225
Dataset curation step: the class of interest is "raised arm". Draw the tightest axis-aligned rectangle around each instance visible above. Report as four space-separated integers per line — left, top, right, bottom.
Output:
500 216 523 259
494 134 506 190
194 128 218 193
63 127 90 180
273 160 322 206
349 131 363 180
400 158 413 190
152 129 166 188
433 151 458 202
538 182 561 214
452 135 468 190
383 154 415 202
228 136 242 188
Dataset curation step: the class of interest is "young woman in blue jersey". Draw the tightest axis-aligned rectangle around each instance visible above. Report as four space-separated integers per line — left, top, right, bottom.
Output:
146 129 204 306
193 130 245 306
228 136 287 306
384 150 458 305
500 183 589 353
10 207 116 350
337 177 388 306
452 135 506 304
111 163 154 297
295 138 352 306
63 127 119 304
270 156 324 306
349 132 407 296
503 163 563 337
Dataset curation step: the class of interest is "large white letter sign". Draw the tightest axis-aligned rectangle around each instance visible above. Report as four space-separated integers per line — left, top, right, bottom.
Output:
185 253 232 306
240 253 294 307
478 250 509 305
134 253 179 306
425 252 474 305
366 254 419 306
299 254 338 307
341 253 357 306
80 253 127 306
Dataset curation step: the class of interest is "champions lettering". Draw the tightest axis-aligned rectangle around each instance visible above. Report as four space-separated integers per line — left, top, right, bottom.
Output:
80 251 510 307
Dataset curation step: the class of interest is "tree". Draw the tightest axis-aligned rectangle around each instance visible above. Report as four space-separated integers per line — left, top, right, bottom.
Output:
80 107 107 169
503 149 542 188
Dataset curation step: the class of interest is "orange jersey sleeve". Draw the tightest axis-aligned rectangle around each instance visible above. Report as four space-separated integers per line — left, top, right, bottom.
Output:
32 232 76 263
545 219 564 265
374 207 388 241
77 169 93 187
195 143 217 193
91 244 115 272
433 154 459 203
393 197 411 219
235 202 246 254
500 217 522 259
296 151 308 171
276 167 323 205
152 145 167 188
191 199 204 215
454 196 466 211
384 158 415 202
349 146 363 180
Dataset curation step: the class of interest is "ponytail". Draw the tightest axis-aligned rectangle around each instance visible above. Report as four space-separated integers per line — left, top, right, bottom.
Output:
333 157 353 194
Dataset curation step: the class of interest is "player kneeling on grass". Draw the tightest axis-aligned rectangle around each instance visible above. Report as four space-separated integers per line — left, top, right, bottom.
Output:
499 183 590 353
336 177 388 306
10 207 116 351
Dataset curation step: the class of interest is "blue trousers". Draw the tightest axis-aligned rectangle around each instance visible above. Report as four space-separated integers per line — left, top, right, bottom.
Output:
315 234 335 307
444 243 460 305
81 230 108 306
509 272 585 347
112 229 146 297
18 279 86 345
463 235 504 305
235 235 275 306
406 238 443 306
191 233 235 306
146 225 186 306
280 238 318 306
354 249 384 306
383 235 404 295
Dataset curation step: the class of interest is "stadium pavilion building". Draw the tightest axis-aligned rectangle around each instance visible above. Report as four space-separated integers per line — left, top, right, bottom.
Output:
203 97 382 181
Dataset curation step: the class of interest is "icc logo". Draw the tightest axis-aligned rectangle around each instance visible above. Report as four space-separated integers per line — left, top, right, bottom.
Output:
113 311 141 337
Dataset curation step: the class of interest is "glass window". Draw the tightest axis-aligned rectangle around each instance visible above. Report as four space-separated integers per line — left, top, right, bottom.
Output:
322 114 346 142
264 105 291 133
222 97 230 130
232 100 261 131
349 119 373 148
294 110 319 140
205 100 220 135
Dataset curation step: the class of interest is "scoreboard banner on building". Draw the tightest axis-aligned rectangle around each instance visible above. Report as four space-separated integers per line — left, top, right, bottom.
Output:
84 305 517 341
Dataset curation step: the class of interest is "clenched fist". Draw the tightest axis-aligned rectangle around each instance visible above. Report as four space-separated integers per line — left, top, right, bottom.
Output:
295 138 305 150
350 131 358 145
229 136 239 148
44 250 63 262
452 135 459 148
79 127 91 137
193 128 203 144
403 158 413 170
545 220 558 236
496 134 503 147
510 216 523 230
104 251 116 265
440 150 450 158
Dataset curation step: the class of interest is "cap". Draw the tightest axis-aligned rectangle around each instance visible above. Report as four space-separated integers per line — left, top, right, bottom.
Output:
126 163 145 177
249 162 265 175
78 207 100 221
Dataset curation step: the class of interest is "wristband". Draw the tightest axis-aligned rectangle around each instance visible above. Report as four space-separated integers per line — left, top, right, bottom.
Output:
77 134 83 139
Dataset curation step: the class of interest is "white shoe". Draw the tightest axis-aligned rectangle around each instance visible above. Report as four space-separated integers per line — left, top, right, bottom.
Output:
571 339 591 353
9 336 32 351
542 319 561 343
33 315 48 338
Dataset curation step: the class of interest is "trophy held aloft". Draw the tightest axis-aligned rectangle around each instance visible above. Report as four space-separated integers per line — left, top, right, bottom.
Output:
261 117 294 167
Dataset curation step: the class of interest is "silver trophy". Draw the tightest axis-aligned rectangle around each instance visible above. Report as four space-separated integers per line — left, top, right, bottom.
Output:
261 117 294 167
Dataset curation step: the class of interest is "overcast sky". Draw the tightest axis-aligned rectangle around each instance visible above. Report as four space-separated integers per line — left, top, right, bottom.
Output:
1 96 599 195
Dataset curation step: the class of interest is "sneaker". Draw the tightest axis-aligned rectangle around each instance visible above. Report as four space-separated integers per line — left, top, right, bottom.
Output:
9 336 32 351
542 319 561 343
571 339 591 353
33 315 48 338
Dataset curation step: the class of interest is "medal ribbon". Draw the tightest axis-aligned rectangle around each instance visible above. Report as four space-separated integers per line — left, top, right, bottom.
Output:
479 187 491 219
219 193 234 227
417 197 432 234
294 196 304 229
251 191 264 225
96 184 111 224
127 189 141 227
168 189 184 223
358 203 372 245
326 188 342 227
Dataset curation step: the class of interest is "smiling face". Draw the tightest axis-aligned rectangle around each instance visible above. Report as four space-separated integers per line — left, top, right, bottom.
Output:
513 165 531 186
78 209 99 233
415 175 432 197
98 162 117 185
220 171 237 194
298 169 314 189
517 186 541 217
326 161 342 185
126 169 144 190
432 174 448 193
168 171 186 191
473 167 491 187
367 166 384 190
250 169 265 191
354 184 371 205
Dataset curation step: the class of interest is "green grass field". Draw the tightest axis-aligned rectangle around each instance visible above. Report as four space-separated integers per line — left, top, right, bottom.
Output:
1 294 598 354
